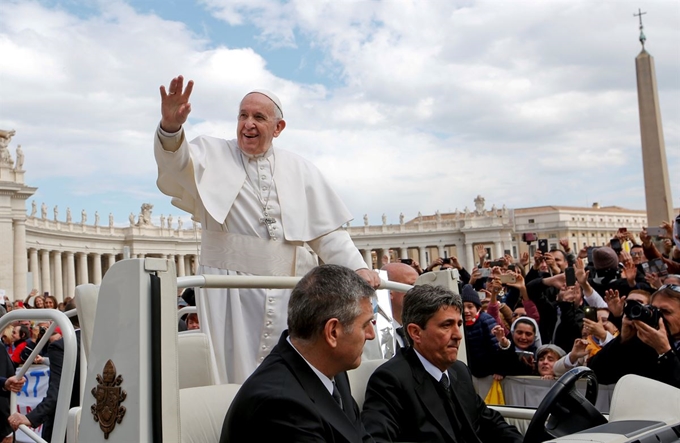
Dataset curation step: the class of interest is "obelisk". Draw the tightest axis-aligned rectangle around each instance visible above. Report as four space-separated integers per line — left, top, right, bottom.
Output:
634 10 674 226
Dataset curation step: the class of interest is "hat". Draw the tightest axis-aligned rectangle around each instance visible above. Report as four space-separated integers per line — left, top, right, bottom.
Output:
592 247 619 271
460 284 481 308
536 344 566 359
177 298 188 308
246 90 283 117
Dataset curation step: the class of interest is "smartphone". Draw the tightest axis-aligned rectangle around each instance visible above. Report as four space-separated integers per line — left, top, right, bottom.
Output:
651 258 669 277
488 260 504 268
647 227 665 237
538 239 548 254
479 268 491 278
565 267 576 286
518 350 534 363
610 238 622 253
583 306 598 322
400 258 413 265
641 262 651 274
618 227 627 234
508 264 516 272
586 247 596 263
441 258 451 265
500 274 516 284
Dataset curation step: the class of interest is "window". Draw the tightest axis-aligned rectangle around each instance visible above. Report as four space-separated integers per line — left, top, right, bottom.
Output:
528 219 535 224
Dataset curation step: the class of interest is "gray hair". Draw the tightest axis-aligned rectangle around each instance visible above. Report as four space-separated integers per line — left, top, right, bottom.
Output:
288 264 375 341
402 285 462 345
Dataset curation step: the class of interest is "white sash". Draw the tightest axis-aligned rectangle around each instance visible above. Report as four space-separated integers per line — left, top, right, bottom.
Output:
200 230 317 277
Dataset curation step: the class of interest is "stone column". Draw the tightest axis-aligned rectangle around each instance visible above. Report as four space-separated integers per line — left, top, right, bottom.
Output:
191 255 198 275
184 255 192 276
177 254 186 277
400 247 409 260
52 251 63 301
29 248 39 292
494 242 503 260
437 245 445 259
362 249 373 270
105 253 116 277
11 220 27 301
465 243 474 272
65 252 75 300
418 246 427 267
92 253 102 285
40 249 51 295
76 252 89 286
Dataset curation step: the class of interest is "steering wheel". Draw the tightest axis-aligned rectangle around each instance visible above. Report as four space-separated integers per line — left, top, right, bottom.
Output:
523 367 608 443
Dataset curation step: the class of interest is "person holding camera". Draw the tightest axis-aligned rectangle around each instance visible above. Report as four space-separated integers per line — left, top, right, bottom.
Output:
588 285 680 389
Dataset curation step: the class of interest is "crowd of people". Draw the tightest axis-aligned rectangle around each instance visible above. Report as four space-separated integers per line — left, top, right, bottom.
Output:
0 291 80 442
398 222 680 389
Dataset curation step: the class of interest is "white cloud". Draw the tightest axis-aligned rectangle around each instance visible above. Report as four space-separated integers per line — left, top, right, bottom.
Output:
0 0 678 227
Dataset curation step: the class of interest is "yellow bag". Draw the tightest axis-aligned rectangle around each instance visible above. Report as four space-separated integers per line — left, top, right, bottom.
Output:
484 379 505 405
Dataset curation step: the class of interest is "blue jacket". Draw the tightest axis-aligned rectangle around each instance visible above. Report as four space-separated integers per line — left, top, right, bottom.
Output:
463 312 500 378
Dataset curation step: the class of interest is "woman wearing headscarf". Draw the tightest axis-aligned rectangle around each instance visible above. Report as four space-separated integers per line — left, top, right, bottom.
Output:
493 316 543 376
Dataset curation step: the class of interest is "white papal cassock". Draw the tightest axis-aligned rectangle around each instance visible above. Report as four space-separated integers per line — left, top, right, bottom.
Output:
154 128 368 383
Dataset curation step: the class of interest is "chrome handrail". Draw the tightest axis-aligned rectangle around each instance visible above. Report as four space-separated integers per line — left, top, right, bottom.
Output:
0 309 78 443
177 275 412 293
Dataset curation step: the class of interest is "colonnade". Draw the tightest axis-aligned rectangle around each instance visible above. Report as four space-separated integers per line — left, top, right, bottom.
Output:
25 249 198 302
358 239 512 271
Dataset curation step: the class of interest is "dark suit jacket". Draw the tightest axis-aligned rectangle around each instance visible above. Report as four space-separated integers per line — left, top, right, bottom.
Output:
26 331 81 443
588 335 680 389
362 348 522 443
0 346 16 438
220 331 374 443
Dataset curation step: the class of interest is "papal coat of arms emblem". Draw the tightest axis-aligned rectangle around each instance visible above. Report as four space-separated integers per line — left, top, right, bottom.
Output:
91 359 127 439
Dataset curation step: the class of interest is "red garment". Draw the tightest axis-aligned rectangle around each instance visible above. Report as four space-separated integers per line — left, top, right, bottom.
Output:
10 341 27 364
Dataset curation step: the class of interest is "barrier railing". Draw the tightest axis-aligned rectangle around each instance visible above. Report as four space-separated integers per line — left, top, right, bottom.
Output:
0 309 78 443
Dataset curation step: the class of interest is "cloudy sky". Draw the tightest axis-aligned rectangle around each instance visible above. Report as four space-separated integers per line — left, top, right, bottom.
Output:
1 0 678 227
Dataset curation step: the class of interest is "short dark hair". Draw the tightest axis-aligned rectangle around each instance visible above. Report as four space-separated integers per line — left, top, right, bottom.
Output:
288 264 375 341
402 285 462 345
549 249 567 262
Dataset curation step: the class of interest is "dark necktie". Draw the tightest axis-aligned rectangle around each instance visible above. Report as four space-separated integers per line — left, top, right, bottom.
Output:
332 381 344 411
440 374 477 443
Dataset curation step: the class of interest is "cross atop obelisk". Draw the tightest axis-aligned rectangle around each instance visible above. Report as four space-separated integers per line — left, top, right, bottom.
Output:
634 11 674 228
634 8 647 48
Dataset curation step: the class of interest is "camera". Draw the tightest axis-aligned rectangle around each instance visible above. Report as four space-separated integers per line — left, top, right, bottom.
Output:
400 258 413 265
624 299 661 328
441 258 451 265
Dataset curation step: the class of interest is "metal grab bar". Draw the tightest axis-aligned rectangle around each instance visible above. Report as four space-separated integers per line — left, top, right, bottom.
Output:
177 275 412 293
0 309 78 443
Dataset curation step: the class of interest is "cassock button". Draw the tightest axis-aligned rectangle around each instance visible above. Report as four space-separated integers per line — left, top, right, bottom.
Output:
268 297 274 303
267 309 274 315
261 345 267 350
262 186 268 191
264 333 269 338
266 321 272 326
261 175 266 179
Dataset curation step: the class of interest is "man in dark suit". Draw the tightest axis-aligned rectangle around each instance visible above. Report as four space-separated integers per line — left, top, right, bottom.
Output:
9 302 81 442
220 264 377 443
362 285 522 443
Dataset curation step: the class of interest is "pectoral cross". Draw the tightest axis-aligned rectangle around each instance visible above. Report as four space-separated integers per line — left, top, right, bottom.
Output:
260 212 276 226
